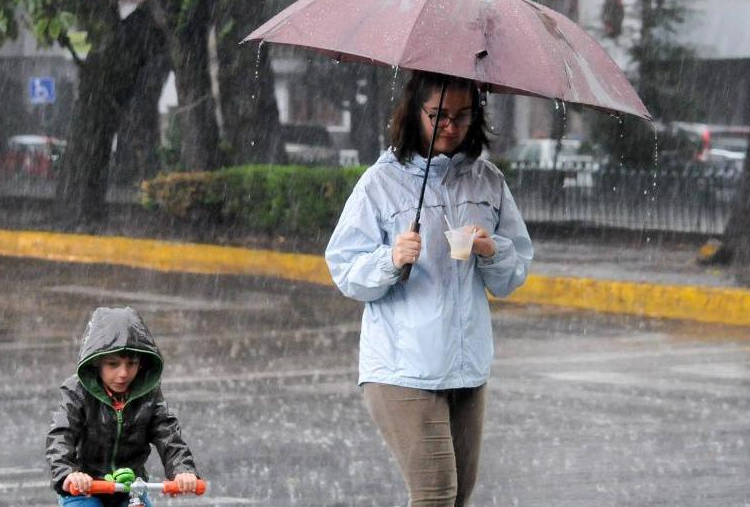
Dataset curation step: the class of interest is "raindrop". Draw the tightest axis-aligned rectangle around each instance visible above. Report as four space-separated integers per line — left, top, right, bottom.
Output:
253 41 264 83
390 65 400 102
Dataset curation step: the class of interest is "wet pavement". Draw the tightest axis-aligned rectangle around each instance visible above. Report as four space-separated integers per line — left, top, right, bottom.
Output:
2 257 750 507
531 235 739 288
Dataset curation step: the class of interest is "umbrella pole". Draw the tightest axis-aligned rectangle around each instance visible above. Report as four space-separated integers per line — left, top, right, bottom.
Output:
400 78 448 282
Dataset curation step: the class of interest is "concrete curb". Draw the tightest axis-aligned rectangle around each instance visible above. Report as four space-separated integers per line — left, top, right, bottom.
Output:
2 229 749 327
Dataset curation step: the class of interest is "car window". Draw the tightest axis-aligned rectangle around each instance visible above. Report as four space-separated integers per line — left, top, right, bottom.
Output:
520 144 541 161
559 143 581 157
712 135 748 154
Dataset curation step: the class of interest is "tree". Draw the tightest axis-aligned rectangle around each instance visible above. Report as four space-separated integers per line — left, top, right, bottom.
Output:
589 0 700 169
301 56 393 165
148 0 221 172
111 35 170 185
0 0 166 224
721 143 750 275
214 0 286 165
702 98 750 280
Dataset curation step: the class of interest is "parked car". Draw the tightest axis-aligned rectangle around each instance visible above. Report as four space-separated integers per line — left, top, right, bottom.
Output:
281 123 360 167
501 138 600 188
281 123 339 166
661 121 749 169
0 135 66 178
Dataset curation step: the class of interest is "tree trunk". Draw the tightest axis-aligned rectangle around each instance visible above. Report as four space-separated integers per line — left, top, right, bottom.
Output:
149 0 221 171
349 65 387 165
722 135 750 271
56 6 158 225
112 35 170 185
215 0 286 165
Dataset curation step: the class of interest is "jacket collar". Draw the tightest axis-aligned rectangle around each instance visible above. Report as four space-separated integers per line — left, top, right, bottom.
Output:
379 149 472 179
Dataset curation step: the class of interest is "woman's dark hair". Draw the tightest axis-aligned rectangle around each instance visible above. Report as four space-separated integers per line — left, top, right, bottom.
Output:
389 71 490 163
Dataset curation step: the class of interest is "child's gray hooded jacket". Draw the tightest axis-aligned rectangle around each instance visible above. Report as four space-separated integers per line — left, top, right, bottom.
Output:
45 307 196 495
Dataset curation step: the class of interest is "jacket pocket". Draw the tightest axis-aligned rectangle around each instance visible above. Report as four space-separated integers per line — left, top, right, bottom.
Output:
384 197 443 243
454 197 501 233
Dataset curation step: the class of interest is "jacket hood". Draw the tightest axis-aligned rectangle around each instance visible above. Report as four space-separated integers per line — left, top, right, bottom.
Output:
378 149 470 179
76 307 163 405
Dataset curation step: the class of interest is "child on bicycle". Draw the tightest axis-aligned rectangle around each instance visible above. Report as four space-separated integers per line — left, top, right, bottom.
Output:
46 307 200 506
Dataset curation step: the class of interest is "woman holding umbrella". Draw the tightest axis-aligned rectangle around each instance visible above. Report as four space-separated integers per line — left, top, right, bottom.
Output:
325 71 533 506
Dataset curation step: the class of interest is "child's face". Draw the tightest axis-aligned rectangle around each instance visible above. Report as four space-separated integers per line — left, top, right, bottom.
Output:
99 354 140 393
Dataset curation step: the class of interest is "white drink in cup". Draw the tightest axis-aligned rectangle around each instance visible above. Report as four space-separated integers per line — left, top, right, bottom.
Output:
444 227 476 261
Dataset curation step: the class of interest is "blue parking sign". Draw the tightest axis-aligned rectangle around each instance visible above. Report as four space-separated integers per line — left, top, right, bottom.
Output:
29 77 56 104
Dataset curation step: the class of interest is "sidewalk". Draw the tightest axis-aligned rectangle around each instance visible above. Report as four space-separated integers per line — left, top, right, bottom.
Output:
518 231 750 327
0 224 748 327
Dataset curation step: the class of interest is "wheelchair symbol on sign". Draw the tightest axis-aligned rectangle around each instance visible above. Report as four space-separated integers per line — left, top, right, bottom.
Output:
29 77 56 104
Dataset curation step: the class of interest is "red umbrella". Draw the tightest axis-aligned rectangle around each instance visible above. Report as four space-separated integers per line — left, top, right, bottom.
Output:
243 0 651 279
243 0 650 120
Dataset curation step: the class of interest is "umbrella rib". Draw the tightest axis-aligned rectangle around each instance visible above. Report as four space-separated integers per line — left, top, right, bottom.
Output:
394 0 438 70
520 0 573 100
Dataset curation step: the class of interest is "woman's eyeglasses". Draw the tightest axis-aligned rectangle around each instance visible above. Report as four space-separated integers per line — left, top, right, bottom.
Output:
422 108 475 128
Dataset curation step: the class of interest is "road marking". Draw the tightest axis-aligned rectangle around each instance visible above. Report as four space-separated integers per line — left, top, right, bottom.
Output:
0 467 45 476
541 370 750 397
0 322 361 352
46 285 287 311
0 480 49 491
161 497 259 505
670 362 750 380
493 345 750 366
162 366 358 386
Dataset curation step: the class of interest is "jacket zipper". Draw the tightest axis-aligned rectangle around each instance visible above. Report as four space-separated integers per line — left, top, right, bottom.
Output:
111 408 123 471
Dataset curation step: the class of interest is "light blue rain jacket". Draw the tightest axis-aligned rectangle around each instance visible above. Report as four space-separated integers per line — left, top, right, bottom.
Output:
325 149 533 390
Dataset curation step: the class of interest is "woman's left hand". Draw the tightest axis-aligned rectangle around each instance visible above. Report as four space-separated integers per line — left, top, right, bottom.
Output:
468 226 495 258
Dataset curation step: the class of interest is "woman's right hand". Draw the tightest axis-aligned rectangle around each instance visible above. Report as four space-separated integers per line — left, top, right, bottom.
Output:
392 229 421 269
63 472 94 494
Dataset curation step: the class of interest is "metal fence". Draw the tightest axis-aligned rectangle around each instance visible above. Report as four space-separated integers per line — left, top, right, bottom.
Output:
509 161 743 235
0 160 743 236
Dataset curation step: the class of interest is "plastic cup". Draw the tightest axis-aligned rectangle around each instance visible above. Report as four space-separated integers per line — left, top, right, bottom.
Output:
444 227 476 261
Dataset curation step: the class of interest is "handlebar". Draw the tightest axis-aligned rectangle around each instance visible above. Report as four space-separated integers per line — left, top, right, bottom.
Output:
69 479 207 496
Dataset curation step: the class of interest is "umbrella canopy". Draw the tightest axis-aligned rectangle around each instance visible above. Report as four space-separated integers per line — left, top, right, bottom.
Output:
243 0 651 120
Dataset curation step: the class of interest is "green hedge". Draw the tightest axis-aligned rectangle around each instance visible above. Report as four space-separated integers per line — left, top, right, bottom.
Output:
141 165 366 238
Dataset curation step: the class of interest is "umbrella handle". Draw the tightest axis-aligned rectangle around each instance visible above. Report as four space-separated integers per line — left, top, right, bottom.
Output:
399 221 421 282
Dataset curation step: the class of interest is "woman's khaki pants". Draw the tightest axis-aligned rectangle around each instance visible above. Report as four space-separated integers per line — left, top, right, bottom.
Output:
363 382 486 507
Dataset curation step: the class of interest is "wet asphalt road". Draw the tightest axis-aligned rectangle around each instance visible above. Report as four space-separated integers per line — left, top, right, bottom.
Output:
1 257 750 507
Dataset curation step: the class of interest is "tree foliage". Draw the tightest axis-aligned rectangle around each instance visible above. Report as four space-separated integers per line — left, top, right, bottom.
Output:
591 0 700 169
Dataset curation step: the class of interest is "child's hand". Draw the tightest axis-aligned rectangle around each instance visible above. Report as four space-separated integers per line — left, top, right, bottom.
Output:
63 472 94 494
173 472 198 493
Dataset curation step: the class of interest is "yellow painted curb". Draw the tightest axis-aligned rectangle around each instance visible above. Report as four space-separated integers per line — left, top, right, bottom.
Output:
0 229 332 285
1 229 749 327
502 274 750 327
